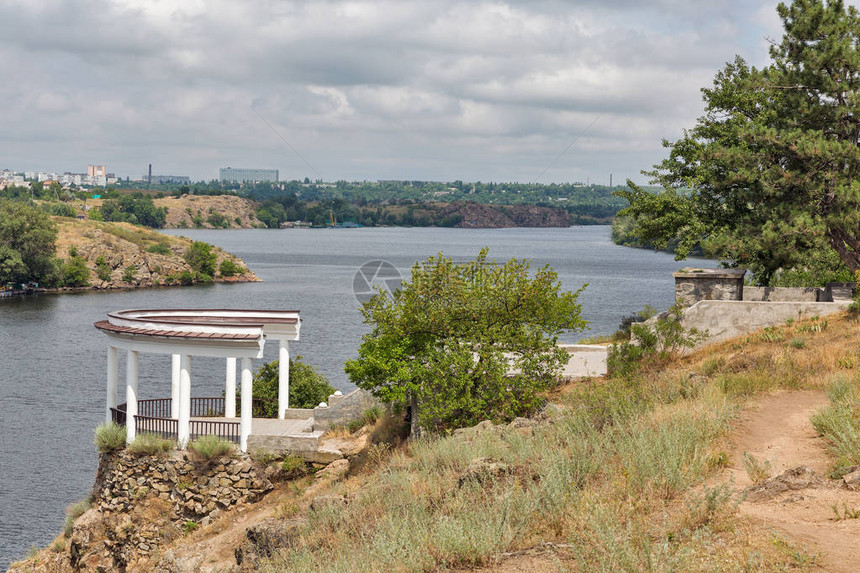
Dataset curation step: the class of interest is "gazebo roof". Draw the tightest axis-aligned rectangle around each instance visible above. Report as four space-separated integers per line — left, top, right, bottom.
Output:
94 309 301 357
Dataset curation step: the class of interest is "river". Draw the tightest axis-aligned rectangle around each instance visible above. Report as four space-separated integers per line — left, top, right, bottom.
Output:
0 226 714 567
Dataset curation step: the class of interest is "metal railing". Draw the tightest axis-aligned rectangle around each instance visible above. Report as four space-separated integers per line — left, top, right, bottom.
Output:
111 397 276 445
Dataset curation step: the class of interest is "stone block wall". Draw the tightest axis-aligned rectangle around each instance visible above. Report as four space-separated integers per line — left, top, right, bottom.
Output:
93 450 273 523
674 268 746 307
678 300 850 346
742 286 821 302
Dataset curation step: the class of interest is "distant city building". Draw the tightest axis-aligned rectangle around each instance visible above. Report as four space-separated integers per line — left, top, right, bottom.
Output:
87 165 106 177
220 167 278 183
145 174 192 185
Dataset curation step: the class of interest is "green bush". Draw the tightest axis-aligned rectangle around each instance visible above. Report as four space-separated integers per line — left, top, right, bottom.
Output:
245 356 335 416
95 255 112 281
184 241 216 276
189 435 235 460
218 258 241 277
62 251 90 287
94 422 127 453
607 305 706 378
127 433 174 456
122 265 137 283
146 242 171 255
178 270 196 285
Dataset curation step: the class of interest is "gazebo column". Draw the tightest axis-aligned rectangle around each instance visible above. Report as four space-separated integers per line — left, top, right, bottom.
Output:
240 357 253 452
106 346 118 423
178 355 192 448
170 354 180 419
278 340 290 419
125 350 139 443
225 357 237 418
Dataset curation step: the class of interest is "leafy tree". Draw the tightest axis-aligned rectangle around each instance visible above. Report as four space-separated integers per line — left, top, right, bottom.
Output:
617 0 860 285
0 200 60 285
245 356 335 416
345 250 587 432
62 247 90 287
184 241 216 277
100 194 167 228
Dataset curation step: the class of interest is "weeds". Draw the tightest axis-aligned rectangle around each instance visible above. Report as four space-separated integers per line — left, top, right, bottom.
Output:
758 326 783 343
94 422 126 453
254 314 860 572
789 337 806 349
63 497 93 537
183 520 199 534
127 433 174 456
831 502 860 521
189 435 235 460
743 452 773 484
811 374 860 476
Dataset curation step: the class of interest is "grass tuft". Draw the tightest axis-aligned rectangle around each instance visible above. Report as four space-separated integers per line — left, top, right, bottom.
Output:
188 435 235 460
127 433 175 456
63 497 93 537
94 422 126 453
742 452 773 484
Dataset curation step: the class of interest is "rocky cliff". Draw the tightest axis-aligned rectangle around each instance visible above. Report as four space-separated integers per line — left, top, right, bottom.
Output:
153 195 261 229
55 219 258 289
437 202 570 228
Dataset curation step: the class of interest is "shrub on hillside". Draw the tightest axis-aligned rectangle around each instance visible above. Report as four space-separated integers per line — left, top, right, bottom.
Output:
219 258 241 277
608 305 706 378
184 241 216 276
146 242 171 255
62 247 90 287
95 255 112 281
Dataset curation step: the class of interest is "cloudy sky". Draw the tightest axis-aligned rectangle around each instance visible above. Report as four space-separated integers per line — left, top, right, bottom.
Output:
0 1 800 183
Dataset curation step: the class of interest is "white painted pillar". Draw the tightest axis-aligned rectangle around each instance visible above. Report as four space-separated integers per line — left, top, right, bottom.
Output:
225 357 237 418
170 354 180 419
106 346 118 423
125 350 139 443
278 340 290 419
178 355 192 448
240 357 253 452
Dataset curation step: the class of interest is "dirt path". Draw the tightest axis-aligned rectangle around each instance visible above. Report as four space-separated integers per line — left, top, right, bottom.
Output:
722 390 860 572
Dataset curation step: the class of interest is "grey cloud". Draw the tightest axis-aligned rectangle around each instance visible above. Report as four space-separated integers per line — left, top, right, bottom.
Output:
0 0 784 182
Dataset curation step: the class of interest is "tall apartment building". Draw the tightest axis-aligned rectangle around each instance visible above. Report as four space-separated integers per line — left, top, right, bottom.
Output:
219 167 278 183
87 165 106 177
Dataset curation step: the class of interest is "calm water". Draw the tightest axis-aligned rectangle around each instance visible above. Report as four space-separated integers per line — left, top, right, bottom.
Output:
0 226 713 567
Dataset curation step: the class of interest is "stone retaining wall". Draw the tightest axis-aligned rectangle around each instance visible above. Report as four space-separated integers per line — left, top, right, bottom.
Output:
742 286 821 302
93 450 273 523
679 300 850 346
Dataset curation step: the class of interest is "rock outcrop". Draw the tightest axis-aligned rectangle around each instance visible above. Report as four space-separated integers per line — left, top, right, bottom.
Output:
54 218 258 289
153 195 261 229
437 202 569 228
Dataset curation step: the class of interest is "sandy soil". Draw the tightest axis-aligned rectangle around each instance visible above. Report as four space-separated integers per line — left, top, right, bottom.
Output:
721 390 860 572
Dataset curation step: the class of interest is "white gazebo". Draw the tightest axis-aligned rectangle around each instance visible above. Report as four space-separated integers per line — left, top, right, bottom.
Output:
94 309 301 452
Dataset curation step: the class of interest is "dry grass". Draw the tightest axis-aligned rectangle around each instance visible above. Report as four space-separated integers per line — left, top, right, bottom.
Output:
246 313 860 572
